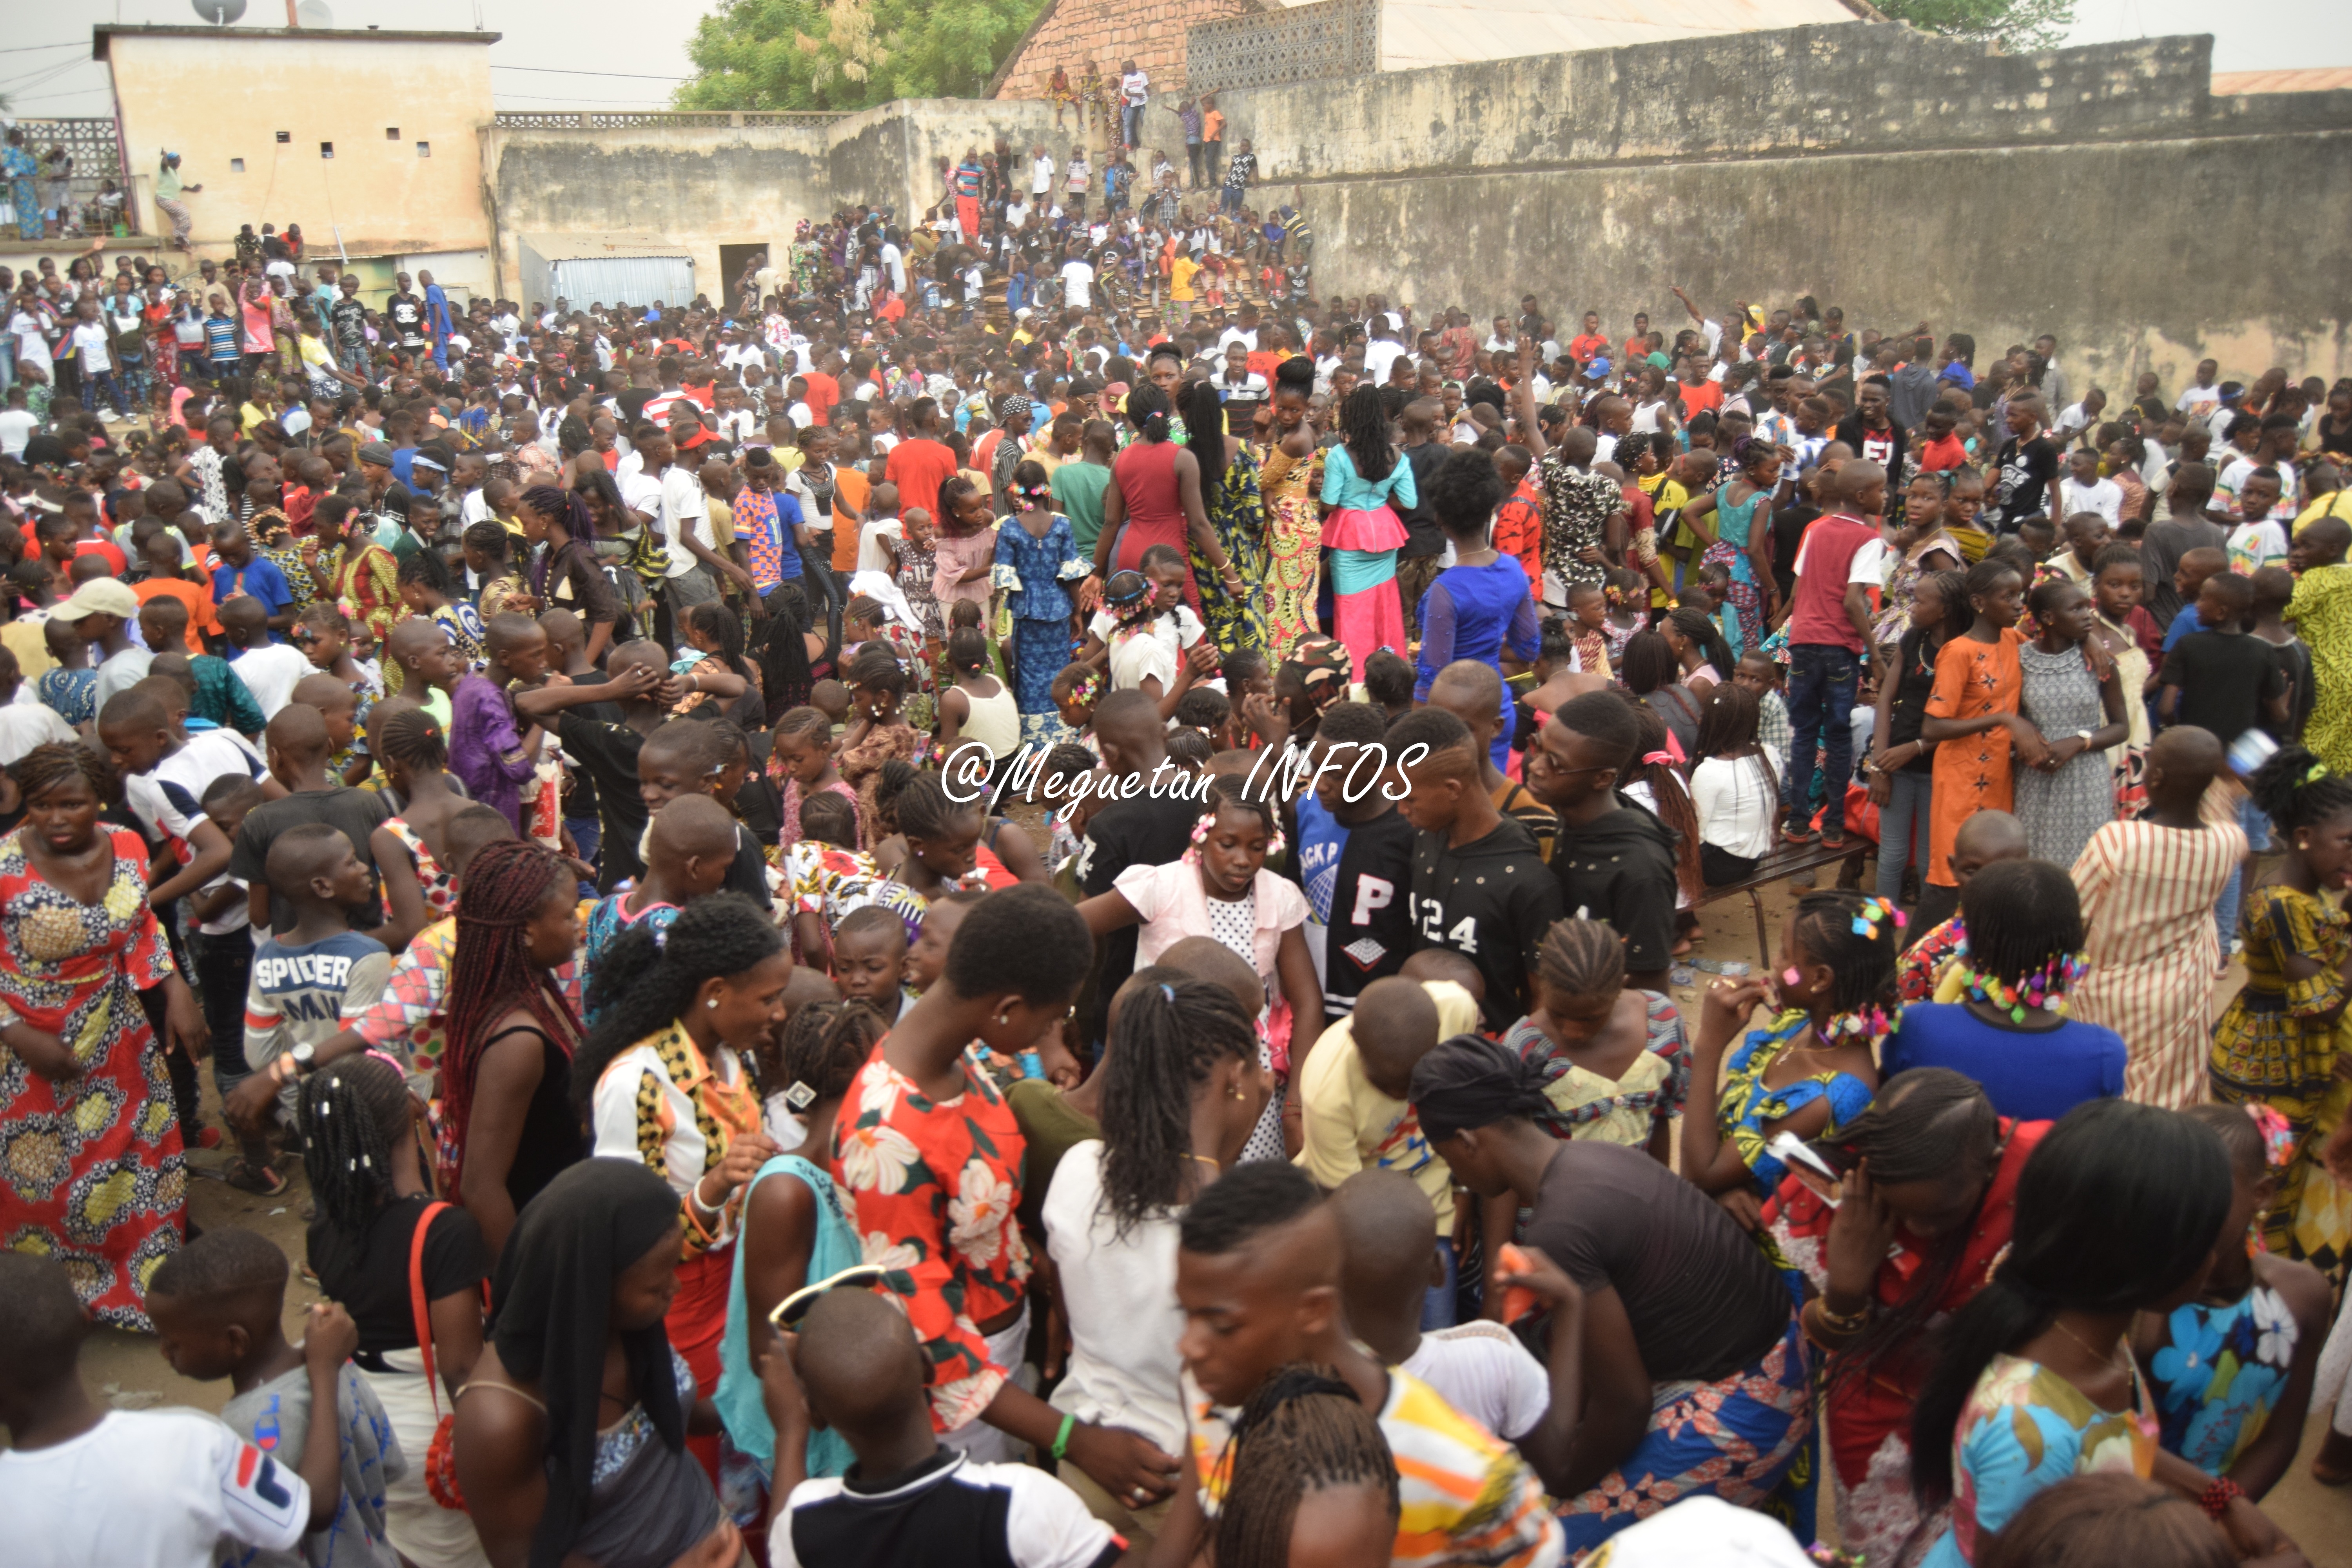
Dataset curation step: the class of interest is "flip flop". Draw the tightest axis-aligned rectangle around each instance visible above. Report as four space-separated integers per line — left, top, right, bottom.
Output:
223 1159 288 1197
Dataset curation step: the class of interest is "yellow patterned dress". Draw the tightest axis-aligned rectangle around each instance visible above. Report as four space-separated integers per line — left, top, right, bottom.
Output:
2287 561 2352 775
0 825 185 1329
2211 883 2352 1276
1256 441 1325 662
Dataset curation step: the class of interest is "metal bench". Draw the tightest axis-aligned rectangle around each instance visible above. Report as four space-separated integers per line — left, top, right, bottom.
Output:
1691 840 1871 966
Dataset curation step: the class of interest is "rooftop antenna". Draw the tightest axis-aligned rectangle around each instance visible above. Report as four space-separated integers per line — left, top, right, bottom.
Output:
190 0 249 23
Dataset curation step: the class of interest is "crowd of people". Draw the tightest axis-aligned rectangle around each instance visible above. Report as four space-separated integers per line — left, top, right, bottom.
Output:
4 196 2352 1568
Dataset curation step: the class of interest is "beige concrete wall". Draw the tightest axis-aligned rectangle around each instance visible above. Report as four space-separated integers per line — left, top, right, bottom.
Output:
105 31 494 269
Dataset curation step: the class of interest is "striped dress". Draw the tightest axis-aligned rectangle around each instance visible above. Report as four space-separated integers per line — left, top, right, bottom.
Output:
2068 811 2247 1109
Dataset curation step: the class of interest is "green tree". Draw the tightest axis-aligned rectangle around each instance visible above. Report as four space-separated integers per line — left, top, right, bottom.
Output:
677 0 1050 112
1873 0 2078 54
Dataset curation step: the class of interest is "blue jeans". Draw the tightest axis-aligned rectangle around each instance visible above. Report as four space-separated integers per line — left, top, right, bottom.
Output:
1423 1237 1458 1330
2215 792 2271 950
1874 768 1935 900
1220 182 1245 214
1121 104 1143 146
1783 643 1862 836
81 367 128 417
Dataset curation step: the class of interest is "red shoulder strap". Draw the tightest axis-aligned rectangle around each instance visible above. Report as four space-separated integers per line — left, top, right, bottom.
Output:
409 1200 450 1416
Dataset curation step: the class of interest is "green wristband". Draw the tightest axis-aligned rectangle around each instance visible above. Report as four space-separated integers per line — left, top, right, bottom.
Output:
1051 1413 1077 1463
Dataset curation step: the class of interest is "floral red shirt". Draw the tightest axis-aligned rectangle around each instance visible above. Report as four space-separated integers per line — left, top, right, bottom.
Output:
832 1041 1029 1432
1493 475 1543 593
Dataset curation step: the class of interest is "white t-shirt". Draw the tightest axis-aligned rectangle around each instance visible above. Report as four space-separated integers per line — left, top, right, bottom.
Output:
0 1408 309 1568
8 310 55 372
0 406 36 458
1692 750 1785 861
2176 384 2221 420
225 642 314 719
661 466 714 579
1216 327 1259 354
0 701 76 765
1362 338 1406 386
2056 475 2123 527
71 319 113 374
1122 70 1149 107
1089 605 1204 693
1059 260 1094 310
1031 154 1054 195
1042 1140 1187 1454
1399 1321 1551 1446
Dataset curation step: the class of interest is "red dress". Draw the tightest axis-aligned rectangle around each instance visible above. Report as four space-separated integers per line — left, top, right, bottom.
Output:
1110 439 1200 613
0 825 186 1329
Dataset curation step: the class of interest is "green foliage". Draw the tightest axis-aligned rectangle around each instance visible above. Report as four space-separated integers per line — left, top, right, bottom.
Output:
677 0 1053 112
1873 0 2079 54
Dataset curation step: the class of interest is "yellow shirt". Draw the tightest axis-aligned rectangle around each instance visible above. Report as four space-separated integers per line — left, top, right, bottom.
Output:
1294 980 1481 1229
1170 256 1201 303
2294 490 2352 534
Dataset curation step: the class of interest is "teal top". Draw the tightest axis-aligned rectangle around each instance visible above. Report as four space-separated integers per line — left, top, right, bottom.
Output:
1320 444 1417 513
715 1153 860 1476
1713 487 1763 585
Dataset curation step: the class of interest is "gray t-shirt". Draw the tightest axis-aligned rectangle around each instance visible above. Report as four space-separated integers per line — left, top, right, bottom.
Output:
217 1362 405 1568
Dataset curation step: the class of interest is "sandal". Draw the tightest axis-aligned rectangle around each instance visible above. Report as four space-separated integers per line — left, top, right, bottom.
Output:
223 1159 288 1197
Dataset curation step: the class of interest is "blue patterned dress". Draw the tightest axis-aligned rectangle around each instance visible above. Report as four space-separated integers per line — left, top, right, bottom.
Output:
991 510 1089 746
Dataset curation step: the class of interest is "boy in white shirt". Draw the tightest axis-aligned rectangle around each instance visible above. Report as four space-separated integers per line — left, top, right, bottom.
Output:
0 1252 313 1568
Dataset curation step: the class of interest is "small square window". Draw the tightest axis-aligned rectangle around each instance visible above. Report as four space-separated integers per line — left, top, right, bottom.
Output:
230 158 245 173
416 141 431 158
386 126 400 140
320 142 334 159
274 130 290 143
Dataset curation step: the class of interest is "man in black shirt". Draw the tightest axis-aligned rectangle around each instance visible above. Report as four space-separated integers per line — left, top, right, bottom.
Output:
1993 395 2061 533
1524 690 1680 995
229 704 391 935
514 641 669 890
1392 706 1560 1033
1076 690 1204 1045
385 272 427 359
2158 572 2288 751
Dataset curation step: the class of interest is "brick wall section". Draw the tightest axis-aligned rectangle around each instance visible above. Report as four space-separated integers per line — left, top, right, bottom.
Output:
992 0 1269 99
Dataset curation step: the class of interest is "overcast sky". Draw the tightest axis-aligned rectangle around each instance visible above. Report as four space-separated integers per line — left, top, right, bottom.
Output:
7 0 2347 120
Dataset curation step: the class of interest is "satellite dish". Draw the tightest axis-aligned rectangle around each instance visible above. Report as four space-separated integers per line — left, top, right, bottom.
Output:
296 0 334 26
191 0 247 23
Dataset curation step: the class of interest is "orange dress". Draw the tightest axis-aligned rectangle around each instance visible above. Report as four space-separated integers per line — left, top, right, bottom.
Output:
1924 627 2025 887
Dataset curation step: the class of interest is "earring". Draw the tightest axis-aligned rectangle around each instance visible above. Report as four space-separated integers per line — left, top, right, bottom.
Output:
997 1012 1011 1025
707 998 719 1010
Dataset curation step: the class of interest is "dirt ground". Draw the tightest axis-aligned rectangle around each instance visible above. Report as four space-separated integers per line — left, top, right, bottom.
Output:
49 872 2352 1563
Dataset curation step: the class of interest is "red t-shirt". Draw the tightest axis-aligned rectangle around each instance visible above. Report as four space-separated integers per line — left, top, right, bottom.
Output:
1569 333 1609 365
1677 379 1723 416
803 372 840 428
883 437 959 521
1788 513 1880 652
1916 434 1968 472
74 537 129 578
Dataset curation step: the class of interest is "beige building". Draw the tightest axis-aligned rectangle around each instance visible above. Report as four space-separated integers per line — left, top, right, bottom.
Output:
93 23 498 303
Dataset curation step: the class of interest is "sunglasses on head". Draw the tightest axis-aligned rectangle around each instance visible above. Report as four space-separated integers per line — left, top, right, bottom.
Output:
767 1263 888 1332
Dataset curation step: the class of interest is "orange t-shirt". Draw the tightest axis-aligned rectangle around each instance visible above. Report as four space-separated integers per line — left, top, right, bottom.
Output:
831 465 872 573
134 577 221 652
804 372 841 429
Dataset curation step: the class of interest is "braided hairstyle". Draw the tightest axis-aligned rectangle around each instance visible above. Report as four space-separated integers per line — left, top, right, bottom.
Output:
1666 604 1738 683
752 582 818 720
1810 1068 2000 1396
438 840 580 1184
1212 1364 1399 1568
576 893 786 1109
1126 380 1173 443
377 706 450 774
2249 742 2352 841
8 741 116 806
684 601 753 685
298 1054 414 1281
771 998 889 1109
1913 1101 2230 1503
1535 917 1625 999
1099 968 1259 1238
521 484 594 542
397 545 456 598
1789 889 1902 1017
875 759 973 844
1201 769 1278 840
1337 384 1395 483
944 625 990 677
1956 859 2084 993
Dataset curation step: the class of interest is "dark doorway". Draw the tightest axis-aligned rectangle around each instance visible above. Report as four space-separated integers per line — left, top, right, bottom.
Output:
719 243 771 312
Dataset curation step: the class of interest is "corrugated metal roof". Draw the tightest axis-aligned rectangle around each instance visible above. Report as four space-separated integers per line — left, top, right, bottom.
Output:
2210 68 2352 96
1363 0 1857 72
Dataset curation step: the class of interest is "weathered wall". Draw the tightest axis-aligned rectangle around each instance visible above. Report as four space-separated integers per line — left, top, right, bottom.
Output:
1200 25 2352 386
989 0 1268 102
483 24 2352 386
102 26 497 283
486 120 831 297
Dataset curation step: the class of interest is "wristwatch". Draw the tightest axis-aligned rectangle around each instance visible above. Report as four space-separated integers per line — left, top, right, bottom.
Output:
289 1041 317 1076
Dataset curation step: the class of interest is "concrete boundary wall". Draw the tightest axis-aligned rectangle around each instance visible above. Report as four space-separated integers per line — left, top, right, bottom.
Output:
485 24 2352 385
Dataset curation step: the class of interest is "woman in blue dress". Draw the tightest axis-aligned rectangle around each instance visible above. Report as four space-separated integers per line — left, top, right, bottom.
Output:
991 458 1090 746
1413 448 1539 767
1683 436 1783 657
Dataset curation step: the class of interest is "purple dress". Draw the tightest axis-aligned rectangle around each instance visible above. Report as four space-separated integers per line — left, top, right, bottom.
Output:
450 673 534 830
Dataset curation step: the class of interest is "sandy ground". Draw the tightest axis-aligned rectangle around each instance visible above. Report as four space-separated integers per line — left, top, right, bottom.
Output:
42 873 2352 1563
